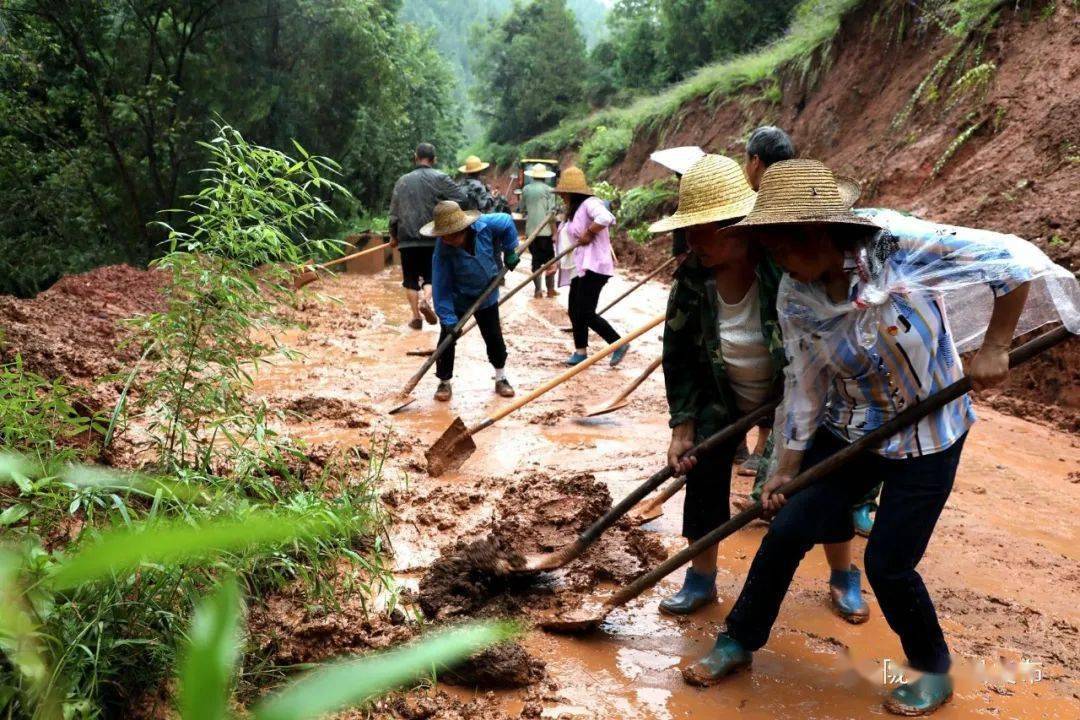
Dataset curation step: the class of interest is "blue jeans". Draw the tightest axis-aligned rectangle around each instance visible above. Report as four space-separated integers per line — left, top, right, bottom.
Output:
725 428 966 674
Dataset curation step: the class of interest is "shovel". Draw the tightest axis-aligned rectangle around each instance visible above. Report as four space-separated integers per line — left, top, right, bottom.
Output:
291 240 390 289
560 255 680 332
538 324 1074 633
425 313 667 477
583 355 662 418
625 473 686 525
514 400 778 574
387 214 557 414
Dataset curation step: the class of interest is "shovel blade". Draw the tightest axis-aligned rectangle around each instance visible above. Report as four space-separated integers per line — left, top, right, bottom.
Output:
425 416 476 477
385 394 416 415
583 399 630 418
537 603 607 634
291 270 318 290
626 498 665 526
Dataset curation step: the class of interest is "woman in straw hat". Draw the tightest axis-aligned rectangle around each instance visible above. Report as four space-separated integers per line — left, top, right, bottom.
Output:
553 166 627 366
521 163 559 298
423 200 521 402
650 155 869 623
682 158 1079 716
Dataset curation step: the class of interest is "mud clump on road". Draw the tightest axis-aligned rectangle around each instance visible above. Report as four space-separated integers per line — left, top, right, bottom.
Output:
442 641 545 689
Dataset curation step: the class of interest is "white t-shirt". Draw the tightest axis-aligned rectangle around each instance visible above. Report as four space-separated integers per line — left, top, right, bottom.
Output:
717 280 774 412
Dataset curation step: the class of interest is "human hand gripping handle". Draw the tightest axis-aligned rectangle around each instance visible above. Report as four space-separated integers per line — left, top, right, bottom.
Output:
759 447 804 516
969 281 1030 392
667 421 697 476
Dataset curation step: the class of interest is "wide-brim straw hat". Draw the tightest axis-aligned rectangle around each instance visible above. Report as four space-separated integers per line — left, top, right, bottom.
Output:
458 155 490 174
648 154 758 234
718 159 879 238
524 163 555 179
553 166 593 196
835 174 861 208
420 200 480 237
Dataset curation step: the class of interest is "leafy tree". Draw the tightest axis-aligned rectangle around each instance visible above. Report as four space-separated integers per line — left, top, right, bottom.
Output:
471 0 589 144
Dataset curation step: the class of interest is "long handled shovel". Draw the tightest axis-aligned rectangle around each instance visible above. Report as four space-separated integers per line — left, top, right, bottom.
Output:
538 324 1074 633
292 240 390 289
626 473 686 525
583 355 663 418
514 400 778 574
387 214 557 414
425 313 667 477
560 255 680 333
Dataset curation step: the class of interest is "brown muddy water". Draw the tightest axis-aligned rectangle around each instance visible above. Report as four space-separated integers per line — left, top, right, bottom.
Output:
252 262 1080 719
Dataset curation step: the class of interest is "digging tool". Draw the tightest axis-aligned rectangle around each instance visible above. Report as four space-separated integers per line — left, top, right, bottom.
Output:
626 473 685 525
559 255 681 332
583 355 662 418
387 214 557 414
425 313 667 477
291 240 390 289
514 400 778 574
538 325 1075 633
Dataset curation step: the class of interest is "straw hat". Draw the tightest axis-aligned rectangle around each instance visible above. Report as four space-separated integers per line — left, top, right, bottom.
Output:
835 174 861 208
420 200 480 238
524 163 555 179
648 154 758 234
719 159 879 237
553 166 593 196
458 155 490 174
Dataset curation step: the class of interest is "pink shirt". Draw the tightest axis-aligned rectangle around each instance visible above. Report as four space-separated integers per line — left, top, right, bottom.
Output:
557 196 616 285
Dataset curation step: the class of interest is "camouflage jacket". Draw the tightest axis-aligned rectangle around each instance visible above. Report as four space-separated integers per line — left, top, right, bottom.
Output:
457 177 497 214
663 255 786 438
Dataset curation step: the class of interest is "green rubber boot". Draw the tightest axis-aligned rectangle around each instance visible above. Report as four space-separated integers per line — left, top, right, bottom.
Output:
885 672 953 716
681 634 752 687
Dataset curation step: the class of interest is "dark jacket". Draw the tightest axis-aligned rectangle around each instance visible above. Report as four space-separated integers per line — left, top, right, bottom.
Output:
389 165 467 249
663 254 786 439
457 177 496 214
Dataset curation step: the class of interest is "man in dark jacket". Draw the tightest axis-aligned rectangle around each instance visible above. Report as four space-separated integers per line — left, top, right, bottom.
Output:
389 143 467 330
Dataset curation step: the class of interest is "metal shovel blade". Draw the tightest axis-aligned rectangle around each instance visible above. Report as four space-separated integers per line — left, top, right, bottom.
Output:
511 541 583 575
385 394 416 415
538 602 608 634
583 399 630 418
626 496 666 525
425 416 476 477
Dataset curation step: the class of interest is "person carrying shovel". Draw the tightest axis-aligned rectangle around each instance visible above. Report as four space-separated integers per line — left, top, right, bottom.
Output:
521 164 559 299
424 200 520 403
682 159 1048 716
649 154 870 624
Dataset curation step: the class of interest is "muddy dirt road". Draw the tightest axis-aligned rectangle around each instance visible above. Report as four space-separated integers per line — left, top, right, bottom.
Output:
252 263 1079 719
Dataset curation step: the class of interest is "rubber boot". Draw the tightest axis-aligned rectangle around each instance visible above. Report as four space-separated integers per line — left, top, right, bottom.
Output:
566 352 587 366
610 343 629 366
885 673 953 716
533 275 543 298
546 274 558 297
681 634 752 687
853 503 875 538
829 564 870 624
658 568 717 616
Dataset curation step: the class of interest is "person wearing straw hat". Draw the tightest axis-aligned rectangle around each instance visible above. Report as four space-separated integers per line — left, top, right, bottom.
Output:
521 163 559 298
553 166 627 366
457 155 497 214
684 159 1039 716
651 154 868 624
390 143 468 330
423 201 520 401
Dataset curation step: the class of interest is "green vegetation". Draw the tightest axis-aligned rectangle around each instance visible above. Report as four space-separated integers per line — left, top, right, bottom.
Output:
0 0 462 297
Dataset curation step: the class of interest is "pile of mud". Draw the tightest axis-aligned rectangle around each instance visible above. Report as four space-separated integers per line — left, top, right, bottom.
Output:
0 264 166 412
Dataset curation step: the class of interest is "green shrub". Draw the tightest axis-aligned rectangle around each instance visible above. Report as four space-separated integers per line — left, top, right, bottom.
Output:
619 179 678 228
579 126 634 177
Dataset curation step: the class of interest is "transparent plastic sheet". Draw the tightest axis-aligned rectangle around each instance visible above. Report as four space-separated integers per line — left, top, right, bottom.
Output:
768 208 1080 463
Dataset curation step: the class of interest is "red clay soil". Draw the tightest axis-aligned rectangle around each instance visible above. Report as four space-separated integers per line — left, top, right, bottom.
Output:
0 264 166 414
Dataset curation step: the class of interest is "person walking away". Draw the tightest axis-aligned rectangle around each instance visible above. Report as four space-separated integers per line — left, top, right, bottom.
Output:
423 201 521 402
553 166 626 367
389 143 467 330
457 155 497 213
521 164 558 298
682 159 1077 716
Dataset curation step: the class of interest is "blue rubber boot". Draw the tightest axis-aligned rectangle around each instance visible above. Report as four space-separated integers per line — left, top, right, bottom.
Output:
885 672 953 716
658 568 717 616
681 634 752 686
565 352 587 366
610 343 630 366
853 503 875 537
829 564 870 624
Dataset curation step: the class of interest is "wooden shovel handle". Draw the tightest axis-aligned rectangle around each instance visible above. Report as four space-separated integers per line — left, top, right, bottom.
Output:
597 255 679 317
608 355 662 407
307 240 389 273
602 324 1075 613
469 313 666 434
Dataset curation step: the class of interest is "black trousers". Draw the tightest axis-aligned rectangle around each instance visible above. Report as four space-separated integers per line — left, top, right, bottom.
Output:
682 432 740 541
435 304 507 381
725 427 966 674
568 271 620 349
530 236 555 270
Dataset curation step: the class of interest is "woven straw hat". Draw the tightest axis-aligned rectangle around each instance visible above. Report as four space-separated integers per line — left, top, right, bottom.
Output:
648 154 757 234
420 200 481 238
524 163 555 179
553 166 593 196
719 159 878 237
458 155 490 174
835 174 861 208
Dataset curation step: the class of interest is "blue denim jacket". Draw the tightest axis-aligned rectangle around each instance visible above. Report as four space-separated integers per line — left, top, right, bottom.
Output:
432 213 519 326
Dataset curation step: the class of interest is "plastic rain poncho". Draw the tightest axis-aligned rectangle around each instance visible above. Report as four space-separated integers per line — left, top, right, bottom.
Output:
774 208 1080 460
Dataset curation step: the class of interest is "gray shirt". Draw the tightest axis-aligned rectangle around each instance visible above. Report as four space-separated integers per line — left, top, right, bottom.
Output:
521 179 557 237
389 165 467 249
